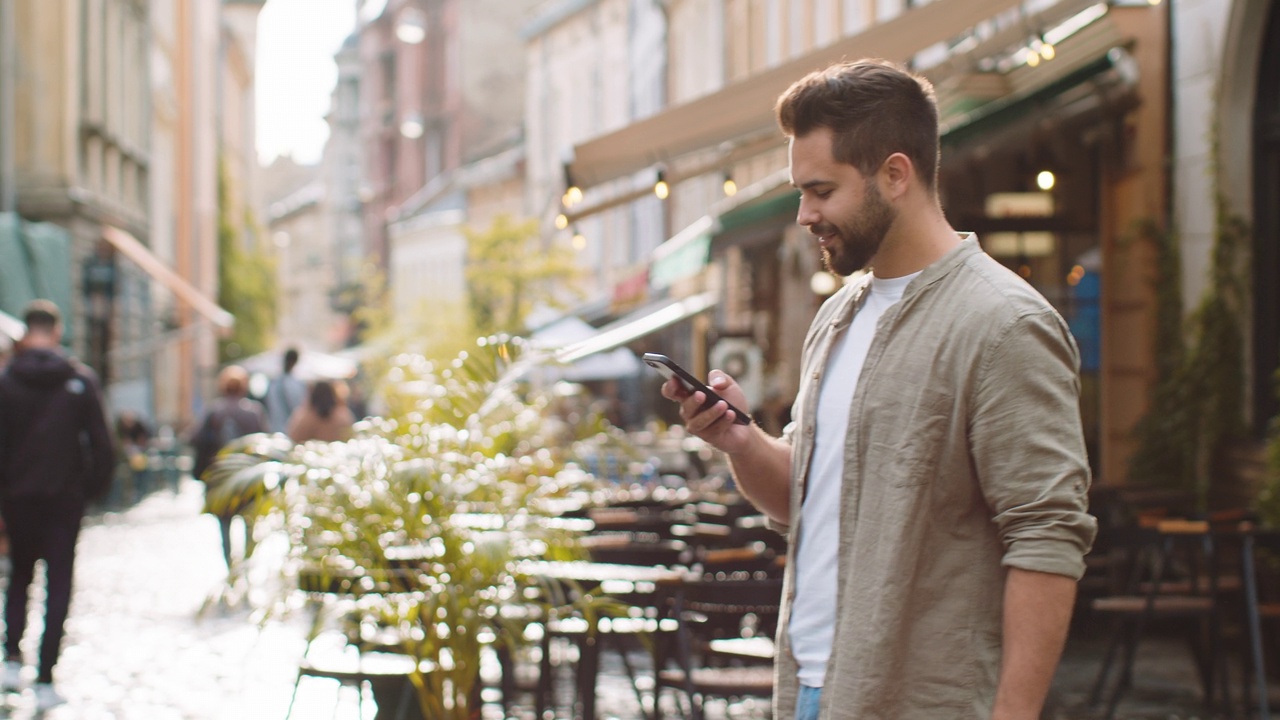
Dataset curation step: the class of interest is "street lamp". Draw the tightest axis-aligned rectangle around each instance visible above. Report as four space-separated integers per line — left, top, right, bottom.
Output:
400 113 425 139
395 7 427 44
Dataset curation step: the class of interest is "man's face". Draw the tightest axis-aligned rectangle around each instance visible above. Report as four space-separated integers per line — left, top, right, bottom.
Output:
789 127 897 276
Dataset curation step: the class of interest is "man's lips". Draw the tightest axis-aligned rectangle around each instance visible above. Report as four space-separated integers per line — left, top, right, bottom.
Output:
811 227 838 248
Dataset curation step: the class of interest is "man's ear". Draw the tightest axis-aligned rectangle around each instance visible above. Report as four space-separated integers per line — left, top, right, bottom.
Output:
880 152 913 200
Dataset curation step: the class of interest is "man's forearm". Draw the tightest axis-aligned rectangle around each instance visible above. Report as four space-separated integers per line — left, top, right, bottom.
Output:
725 427 793 524
992 567 1077 720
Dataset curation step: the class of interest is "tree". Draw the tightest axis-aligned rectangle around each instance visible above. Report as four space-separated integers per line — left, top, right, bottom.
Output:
216 160 276 362
464 214 580 336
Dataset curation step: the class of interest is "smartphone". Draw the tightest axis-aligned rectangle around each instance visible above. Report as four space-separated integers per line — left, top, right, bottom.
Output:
643 353 752 425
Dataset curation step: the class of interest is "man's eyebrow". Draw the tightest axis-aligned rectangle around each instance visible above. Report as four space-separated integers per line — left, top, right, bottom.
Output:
794 179 833 191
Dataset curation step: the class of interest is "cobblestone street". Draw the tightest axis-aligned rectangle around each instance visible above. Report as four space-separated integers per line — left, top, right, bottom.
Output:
0 479 1265 720
0 480 306 720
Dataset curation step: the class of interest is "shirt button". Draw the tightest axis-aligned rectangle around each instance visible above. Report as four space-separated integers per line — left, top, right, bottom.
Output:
812 371 821 380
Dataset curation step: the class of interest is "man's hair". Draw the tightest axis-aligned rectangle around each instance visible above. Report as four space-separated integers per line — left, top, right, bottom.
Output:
775 59 940 190
284 347 300 374
217 365 250 397
21 299 62 332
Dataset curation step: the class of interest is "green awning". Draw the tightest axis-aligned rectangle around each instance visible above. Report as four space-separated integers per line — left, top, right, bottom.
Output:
0 213 73 340
650 232 711 289
718 191 800 234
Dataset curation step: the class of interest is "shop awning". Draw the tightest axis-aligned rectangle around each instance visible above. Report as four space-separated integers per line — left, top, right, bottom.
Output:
102 226 235 329
528 313 643 381
647 168 794 288
556 291 717 363
0 309 23 342
940 8 1128 145
567 0 1023 189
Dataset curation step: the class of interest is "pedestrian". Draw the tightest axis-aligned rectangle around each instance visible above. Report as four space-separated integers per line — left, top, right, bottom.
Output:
286 379 355 443
115 410 153 498
192 364 266 567
263 347 306 434
661 59 1097 720
0 299 115 709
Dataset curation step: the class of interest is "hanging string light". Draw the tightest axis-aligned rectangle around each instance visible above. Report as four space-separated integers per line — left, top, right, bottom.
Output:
654 169 670 200
722 172 738 197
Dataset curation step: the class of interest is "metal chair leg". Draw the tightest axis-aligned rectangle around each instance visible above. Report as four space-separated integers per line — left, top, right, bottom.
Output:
1244 534 1271 720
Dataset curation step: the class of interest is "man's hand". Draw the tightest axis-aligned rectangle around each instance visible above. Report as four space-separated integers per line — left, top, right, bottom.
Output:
660 368 792 524
660 370 754 454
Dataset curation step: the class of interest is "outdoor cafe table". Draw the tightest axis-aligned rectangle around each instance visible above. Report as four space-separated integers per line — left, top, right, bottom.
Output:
517 560 690 720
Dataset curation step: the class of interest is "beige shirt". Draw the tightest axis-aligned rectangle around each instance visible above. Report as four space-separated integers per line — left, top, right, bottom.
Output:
773 236 1097 719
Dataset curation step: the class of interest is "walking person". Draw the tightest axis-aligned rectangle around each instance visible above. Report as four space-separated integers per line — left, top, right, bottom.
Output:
192 365 266 567
286 379 355 444
0 300 115 709
662 59 1097 720
263 347 305 434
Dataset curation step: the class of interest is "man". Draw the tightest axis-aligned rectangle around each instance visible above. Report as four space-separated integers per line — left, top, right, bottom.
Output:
662 60 1097 720
264 346 305 433
0 300 114 709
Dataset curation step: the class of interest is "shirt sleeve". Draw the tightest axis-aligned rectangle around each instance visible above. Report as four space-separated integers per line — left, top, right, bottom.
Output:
970 309 1098 580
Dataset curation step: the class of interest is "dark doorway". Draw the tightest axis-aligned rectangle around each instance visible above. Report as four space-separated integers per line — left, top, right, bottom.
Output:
1254 0 1280 434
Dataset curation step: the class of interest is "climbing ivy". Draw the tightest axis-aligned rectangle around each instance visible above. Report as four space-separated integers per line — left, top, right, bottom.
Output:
1127 196 1248 511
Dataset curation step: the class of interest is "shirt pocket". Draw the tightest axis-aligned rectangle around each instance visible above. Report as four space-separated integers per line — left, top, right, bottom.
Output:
866 385 956 487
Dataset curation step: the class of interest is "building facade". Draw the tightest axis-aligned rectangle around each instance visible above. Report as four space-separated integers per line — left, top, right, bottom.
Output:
6 0 155 416
1 0 264 431
357 0 539 328
1176 0 1278 441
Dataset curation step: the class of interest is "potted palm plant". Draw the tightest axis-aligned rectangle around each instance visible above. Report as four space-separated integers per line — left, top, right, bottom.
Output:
203 336 636 719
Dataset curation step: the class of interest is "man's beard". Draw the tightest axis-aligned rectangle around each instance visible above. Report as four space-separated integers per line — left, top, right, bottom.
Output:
816 183 897 277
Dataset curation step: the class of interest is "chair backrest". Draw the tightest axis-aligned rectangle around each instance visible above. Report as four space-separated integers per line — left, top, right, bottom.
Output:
586 538 689 567
677 577 783 641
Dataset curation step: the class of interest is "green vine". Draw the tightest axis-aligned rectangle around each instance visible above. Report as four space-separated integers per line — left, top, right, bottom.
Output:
1125 219 1194 494
1127 195 1248 512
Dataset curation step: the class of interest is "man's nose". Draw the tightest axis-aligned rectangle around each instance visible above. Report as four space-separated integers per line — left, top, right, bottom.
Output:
797 199 819 229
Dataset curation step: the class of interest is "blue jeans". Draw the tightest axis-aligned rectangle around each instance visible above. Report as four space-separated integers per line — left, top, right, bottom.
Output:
796 684 822 720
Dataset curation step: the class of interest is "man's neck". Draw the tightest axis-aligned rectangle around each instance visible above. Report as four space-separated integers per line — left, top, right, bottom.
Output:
20 332 60 351
872 202 961 279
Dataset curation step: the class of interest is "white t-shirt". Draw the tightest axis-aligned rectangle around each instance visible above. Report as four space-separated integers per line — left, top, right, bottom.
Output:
789 270 919 688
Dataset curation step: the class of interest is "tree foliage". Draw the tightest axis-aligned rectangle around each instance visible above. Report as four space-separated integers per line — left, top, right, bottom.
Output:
464 214 580 336
216 160 276 362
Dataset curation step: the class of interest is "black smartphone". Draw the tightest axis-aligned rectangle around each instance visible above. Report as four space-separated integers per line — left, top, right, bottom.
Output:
643 353 752 425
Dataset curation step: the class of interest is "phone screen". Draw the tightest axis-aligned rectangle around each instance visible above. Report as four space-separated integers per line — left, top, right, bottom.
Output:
643 353 752 425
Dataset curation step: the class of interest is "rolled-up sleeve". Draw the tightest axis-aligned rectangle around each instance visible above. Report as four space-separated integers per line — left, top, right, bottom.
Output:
971 310 1097 580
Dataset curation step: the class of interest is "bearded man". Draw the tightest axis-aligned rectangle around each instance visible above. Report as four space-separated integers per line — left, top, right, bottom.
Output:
662 59 1096 720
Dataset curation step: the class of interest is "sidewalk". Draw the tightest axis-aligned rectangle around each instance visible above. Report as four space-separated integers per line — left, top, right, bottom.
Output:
0 481 308 720
0 482 1264 719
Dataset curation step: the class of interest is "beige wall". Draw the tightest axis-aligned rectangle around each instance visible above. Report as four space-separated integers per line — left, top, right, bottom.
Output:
273 196 345 351
1096 7 1170 486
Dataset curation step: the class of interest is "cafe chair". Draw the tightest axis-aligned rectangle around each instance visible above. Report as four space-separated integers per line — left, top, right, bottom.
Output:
1086 519 1233 720
532 568 683 720
1239 522 1280 719
657 577 782 720
285 628 427 720
286 568 430 720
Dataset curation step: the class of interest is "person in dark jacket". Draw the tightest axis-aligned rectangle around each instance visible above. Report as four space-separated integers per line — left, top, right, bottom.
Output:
192 364 266 567
0 300 114 709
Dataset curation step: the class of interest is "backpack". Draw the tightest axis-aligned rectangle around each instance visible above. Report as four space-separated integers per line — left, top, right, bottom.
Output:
193 402 250 480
